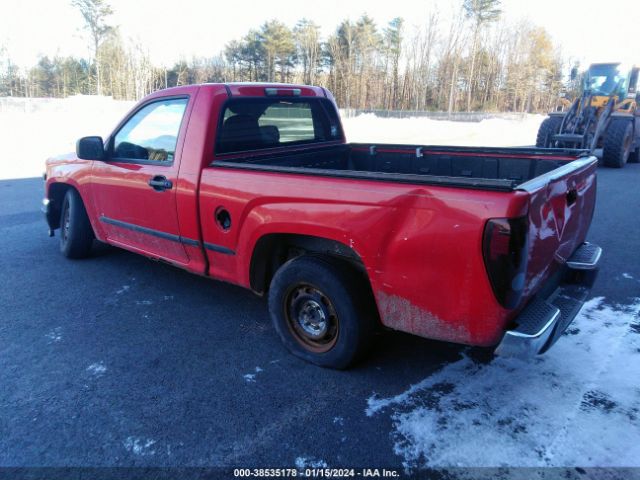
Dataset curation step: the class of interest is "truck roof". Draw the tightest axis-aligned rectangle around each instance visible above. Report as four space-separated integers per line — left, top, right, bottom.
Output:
144 83 328 101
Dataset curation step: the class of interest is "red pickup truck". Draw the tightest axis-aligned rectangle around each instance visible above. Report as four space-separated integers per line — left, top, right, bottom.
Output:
43 83 602 368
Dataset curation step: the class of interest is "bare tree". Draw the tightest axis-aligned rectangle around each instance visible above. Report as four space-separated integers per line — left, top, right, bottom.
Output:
71 0 113 95
463 0 502 111
294 19 321 85
383 18 403 109
440 9 468 114
5 3 566 112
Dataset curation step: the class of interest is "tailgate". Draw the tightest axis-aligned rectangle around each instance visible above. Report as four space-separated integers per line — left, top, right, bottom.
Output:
518 155 598 301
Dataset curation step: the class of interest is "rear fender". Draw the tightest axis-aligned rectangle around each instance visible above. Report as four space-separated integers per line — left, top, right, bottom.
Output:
231 192 522 347
239 215 369 289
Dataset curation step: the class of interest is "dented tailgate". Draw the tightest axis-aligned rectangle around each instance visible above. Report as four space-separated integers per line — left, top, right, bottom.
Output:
518 155 598 303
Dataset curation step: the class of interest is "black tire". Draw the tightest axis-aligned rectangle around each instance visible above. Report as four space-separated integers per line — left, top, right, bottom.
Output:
59 189 94 258
602 119 634 168
268 255 377 369
628 148 640 163
535 116 563 148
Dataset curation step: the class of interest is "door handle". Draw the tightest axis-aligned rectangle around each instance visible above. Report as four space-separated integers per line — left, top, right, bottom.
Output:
148 175 173 191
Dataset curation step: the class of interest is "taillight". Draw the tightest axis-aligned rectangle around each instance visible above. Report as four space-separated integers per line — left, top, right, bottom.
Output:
482 216 529 309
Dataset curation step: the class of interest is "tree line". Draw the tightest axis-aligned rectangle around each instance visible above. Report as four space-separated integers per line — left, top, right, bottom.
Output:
0 0 566 113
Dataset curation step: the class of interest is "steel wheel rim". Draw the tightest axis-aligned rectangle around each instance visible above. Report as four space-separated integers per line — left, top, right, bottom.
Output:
284 283 339 353
61 205 70 243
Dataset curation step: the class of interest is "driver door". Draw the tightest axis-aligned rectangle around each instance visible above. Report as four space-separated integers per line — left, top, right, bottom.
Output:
90 96 191 265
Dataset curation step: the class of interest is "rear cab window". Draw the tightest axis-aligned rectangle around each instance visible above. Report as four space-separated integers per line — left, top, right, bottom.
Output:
216 97 342 155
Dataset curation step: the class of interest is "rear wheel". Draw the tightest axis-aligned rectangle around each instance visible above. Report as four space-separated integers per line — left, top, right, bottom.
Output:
535 116 563 148
602 119 634 168
268 255 377 369
59 189 94 258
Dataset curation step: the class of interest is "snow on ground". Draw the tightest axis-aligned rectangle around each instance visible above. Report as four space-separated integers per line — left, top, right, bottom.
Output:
295 457 329 469
123 436 157 456
367 297 640 470
343 113 546 147
1 96 134 180
0 96 544 180
86 362 107 376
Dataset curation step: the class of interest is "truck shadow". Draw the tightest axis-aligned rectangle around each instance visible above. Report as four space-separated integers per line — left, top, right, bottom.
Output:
89 242 469 376
7 174 465 378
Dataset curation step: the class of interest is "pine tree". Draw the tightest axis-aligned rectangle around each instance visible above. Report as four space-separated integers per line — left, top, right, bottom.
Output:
260 20 295 83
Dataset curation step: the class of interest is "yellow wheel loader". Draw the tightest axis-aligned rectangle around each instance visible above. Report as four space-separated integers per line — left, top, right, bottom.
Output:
536 63 640 168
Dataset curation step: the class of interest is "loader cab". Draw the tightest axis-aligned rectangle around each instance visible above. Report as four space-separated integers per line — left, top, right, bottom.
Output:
583 63 639 100
627 67 639 98
538 62 639 165
584 63 627 98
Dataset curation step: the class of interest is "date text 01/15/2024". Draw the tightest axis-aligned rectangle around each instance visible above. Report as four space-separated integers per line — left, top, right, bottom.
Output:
233 468 400 477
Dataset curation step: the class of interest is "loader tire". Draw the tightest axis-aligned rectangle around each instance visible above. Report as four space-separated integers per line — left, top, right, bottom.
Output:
602 119 633 168
628 148 639 163
536 116 563 148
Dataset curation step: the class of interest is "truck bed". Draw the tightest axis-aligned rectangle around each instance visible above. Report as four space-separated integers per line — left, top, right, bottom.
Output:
213 143 590 191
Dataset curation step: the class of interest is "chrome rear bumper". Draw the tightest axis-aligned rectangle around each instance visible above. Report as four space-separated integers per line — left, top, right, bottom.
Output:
495 242 602 357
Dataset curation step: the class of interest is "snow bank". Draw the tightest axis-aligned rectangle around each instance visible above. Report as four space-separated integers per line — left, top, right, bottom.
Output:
1 96 544 180
367 296 640 470
342 113 546 147
0 96 135 180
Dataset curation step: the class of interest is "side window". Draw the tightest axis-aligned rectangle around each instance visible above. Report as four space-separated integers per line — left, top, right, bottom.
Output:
113 98 188 163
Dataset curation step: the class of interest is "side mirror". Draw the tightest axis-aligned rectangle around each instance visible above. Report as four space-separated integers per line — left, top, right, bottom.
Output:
570 66 578 81
76 136 105 160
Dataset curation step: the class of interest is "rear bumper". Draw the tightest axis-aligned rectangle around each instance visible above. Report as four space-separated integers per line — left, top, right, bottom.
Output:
495 242 601 357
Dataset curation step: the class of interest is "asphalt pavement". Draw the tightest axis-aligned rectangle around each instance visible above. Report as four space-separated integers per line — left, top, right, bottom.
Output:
1 164 639 475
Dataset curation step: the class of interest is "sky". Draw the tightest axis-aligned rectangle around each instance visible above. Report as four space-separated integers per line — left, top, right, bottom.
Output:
1 0 638 70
